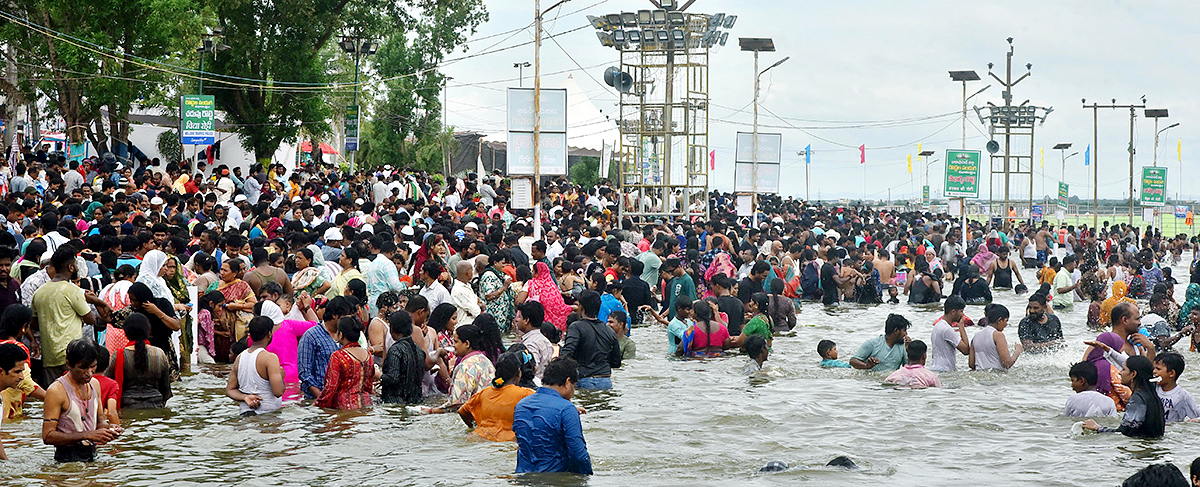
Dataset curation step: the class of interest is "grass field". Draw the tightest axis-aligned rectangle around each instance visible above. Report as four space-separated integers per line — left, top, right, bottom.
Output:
961 212 1199 237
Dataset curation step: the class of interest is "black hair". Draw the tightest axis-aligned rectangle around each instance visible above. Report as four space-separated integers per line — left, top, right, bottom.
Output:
1155 352 1186 379
474 314 505 362
428 303 458 333
675 298 693 312
540 322 561 344
260 281 284 298
1120 463 1188 487
516 301 545 328
248 316 274 343
907 339 927 363
388 310 414 337
405 295 429 314
985 303 1010 323
1127 355 1166 436
124 312 152 373
323 296 356 322
745 334 768 360
817 339 837 359
0 304 33 339
1028 292 1047 306
884 314 911 336
1069 361 1099 386
199 290 225 313
0 342 28 371
579 289 602 317
607 310 628 329
337 316 362 343
492 351 523 388
542 356 579 387
455 324 483 351
944 295 965 312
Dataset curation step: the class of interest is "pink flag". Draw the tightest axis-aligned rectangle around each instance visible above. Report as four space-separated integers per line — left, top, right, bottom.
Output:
709 150 716 170
859 145 866 164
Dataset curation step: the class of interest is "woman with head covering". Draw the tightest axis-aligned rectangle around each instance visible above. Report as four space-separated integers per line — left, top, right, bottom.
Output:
1083 331 1133 411
137 250 175 304
970 244 998 281
1099 280 1135 328
526 262 571 331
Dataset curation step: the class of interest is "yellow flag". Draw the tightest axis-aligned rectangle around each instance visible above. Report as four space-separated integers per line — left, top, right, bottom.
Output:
1040 147 1044 168
907 154 912 173
917 143 923 155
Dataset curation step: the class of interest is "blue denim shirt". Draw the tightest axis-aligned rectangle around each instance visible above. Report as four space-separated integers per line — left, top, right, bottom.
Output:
514 387 592 475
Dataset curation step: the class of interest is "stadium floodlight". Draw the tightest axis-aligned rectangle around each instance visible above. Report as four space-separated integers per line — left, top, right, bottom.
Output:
711 13 725 28
638 10 652 26
587 15 605 30
671 29 685 49
622 12 637 27
595 31 614 47
652 9 667 25
668 11 685 26
719 32 729 46
627 30 641 43
723 15 737 29
656 30 670 43
613 30 625 43
606 14 622 27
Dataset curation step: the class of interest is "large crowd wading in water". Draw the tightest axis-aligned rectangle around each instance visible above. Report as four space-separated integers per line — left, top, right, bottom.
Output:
2 149 1200 482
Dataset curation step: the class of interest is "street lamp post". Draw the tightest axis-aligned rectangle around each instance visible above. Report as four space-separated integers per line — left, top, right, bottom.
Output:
740 37 786 228
948 71 982 149
513 62 531 87
340 36 377 173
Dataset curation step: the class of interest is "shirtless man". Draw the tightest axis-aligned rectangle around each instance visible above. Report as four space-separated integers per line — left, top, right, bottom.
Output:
838 255 865 300
1035 224 1052 266
874 248 897 286
42 340 122 463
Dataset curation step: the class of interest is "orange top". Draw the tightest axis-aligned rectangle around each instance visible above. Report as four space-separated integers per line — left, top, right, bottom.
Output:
459 384 535 441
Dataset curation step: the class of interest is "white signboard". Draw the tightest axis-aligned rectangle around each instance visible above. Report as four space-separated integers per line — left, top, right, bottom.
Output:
734 163 780 193
1143 208 1155 222
736 195 753 216
735 132 782 164
507 87 568 175
510 177 534 209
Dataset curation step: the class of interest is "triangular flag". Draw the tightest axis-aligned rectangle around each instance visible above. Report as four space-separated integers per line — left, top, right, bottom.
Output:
709 150 715 170
859 144 866 164
907 154 912 174
805 144 811 165
1085 144 1090 166
1040 147 1044 168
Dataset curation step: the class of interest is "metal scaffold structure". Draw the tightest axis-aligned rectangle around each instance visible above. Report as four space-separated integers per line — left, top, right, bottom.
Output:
591 3 734 221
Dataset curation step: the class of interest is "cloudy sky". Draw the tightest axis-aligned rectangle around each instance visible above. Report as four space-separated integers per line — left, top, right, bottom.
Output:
439 0 1198 203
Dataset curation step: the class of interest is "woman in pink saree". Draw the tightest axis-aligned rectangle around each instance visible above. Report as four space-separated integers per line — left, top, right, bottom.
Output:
528 262 571 330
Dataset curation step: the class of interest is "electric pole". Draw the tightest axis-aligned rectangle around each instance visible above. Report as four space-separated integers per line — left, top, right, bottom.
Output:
1083 98 1145 227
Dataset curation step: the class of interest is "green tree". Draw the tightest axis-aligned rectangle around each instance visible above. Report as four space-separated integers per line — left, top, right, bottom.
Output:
367 0 487 169
1 0 202 149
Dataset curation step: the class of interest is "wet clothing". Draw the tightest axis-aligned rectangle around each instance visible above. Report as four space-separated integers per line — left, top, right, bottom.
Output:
1064 391 1118 418
381 336 426 404
513 387 593 474
53 376 100 463
1096 387 1164 438
236 348 282 415
992 259 1015 289
850 335 906 372
561 317 622 380
1017 314 1063 348
970 326 1007 371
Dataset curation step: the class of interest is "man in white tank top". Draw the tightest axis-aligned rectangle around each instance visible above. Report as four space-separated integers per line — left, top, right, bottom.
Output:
970 304 1022 371
227 317 285 416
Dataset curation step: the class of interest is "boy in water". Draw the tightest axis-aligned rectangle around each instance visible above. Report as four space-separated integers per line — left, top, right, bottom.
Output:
1154 353 1200 423
883 340 941 388
743 335 769 375
1063 361 1117 418
817 339 850 368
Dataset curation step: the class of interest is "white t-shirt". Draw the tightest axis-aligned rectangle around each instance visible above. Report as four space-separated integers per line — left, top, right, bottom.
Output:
1157 385 1200 423
1063 390 1118 418
929 317 962 372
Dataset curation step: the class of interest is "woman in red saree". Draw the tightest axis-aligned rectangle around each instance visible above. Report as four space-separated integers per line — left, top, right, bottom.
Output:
528 262 571 330
316 317 379 410
214 260 257 356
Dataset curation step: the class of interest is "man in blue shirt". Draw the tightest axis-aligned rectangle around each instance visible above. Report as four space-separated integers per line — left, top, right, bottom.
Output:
513 357 592 475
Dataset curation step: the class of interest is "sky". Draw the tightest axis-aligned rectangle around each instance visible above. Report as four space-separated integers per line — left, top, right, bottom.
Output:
438 0 1199 204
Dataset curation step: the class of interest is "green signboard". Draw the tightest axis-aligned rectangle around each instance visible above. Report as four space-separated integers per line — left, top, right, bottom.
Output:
345 104 360 152
1057 182 1069 210
944 149 981 198
179 95 215 145
1141 166 1167 207
922 185 930 207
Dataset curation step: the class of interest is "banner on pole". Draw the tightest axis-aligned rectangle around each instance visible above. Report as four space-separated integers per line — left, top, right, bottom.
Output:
1175 205 1189 219
180 95 215 145
1057 182 1069 211
345 104 360 152
506 88 568 175
1031 204 1043 222
1141 166 1167 207
922 185 930 208
944 150 981 198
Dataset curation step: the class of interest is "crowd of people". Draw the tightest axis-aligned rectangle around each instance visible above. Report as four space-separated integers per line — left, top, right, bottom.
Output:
2 144 1200 480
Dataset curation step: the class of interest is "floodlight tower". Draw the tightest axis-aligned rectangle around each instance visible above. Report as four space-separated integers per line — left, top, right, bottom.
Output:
590 0 732 221
972 38 1052 227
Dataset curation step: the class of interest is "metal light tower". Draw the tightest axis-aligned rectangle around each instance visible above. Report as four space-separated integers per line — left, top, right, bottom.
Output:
974 38 1052 228
590 2 731 221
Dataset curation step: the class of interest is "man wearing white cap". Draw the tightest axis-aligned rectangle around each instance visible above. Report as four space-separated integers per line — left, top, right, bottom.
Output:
322 227 345 263
227 195 247 230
